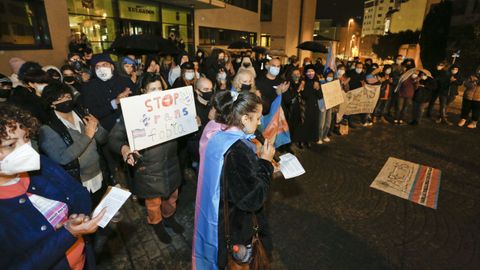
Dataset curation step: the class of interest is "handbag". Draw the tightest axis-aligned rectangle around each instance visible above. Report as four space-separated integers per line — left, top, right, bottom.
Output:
223 151 271 270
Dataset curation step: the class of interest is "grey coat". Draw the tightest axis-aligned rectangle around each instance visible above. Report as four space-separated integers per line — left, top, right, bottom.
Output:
39 118 108 182
108 118 181 199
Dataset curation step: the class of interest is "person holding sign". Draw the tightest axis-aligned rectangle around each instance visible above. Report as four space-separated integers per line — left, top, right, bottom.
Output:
109 73 183 244
317 71 335 144
0 104 105 269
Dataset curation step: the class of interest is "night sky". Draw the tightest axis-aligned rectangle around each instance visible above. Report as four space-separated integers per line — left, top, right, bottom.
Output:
315 0 364 26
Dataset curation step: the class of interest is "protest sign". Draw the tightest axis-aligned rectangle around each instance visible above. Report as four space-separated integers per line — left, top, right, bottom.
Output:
120 86 198 151
370 157 442 209
341 84 381 115
321 80 345 110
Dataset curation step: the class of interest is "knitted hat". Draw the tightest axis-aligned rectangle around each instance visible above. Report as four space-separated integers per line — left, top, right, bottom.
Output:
90 53 114 68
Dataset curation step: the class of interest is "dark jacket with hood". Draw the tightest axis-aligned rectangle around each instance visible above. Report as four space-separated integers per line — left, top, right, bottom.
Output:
8 85 50 123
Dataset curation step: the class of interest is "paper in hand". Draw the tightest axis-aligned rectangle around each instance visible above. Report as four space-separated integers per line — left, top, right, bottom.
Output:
92 186 131 228
278 153 305 179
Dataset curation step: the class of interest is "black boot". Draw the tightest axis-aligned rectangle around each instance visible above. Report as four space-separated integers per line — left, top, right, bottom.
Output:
164 216 185 234
151 222 172 243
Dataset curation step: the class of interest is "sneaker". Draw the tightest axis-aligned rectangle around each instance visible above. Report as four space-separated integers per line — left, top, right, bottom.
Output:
458 119 467 127
435 118 442 124
323 137 331 143
151 222 172 243
467 121 477 129
399 120 404 125
362 122 369 127
316 139 323 145
164 216 185 234
367 122 373 126
394 120 399 124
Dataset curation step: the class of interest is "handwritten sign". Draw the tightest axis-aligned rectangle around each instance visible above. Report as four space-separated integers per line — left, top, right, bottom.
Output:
343 84 380 115
120 86 198 151
321 80 345 110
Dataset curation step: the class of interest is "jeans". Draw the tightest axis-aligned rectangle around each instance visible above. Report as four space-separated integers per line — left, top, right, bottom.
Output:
439 95 456 118
374 99 389 118
427 91 439 117
319 109 332 139
396 97 413 121
412 102 428 123
386 91 398 116
460 98 480 121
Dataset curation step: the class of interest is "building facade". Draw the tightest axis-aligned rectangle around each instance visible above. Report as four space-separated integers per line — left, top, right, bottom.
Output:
0 0 317 75
362 0 398 37
389 0 441 33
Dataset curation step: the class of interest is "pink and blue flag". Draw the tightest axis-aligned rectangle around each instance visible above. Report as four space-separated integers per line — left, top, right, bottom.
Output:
259 95 291 148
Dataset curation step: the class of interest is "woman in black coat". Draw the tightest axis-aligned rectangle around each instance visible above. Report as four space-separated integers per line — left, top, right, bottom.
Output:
291 64 320 148
411 72 437 125
108 73 183 244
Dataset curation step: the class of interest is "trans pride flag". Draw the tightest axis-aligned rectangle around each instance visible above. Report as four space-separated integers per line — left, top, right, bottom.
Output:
259 95 291 148
192 129 253 270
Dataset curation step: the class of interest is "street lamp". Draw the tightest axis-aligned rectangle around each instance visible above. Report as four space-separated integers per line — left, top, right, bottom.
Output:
345 18 354 59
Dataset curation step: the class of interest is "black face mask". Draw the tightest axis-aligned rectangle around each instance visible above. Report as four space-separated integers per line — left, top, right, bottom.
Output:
243 63 251 68
71 61 82 71
199 91 213 101
240 84 252 91
64 76 76 84
55 100 75 113
0 89 11 99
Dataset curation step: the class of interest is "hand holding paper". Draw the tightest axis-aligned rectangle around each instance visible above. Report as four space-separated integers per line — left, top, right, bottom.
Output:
93 186 131 228
278 153 305 179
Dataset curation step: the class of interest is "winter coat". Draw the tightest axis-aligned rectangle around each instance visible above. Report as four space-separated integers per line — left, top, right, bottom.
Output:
217 139 274 269
108 118 181 198
414 77 437 103
80 74 134 131
447 72 463 97
0 155 95 270
463 79 480 102
8 86 49 123
398 77 418 98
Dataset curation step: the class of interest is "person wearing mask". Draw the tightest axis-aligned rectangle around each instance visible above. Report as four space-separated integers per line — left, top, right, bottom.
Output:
67 52 84 74
117 57 141 94
302 57 312 68
42 65 63 82
83 47 93 67
317 71 335 144
231 69 257 94
292 65 320 148
283 68 303 136
79 67 91 84
395 71 419 124
256 58 290 115
9 64 50 124
337 64 350 92
435 65 463 125
172 62 197 88
458 72 480 129
427 61 449 122
237 57 257 78
80 54 133 131
195 49 206 72
373 65 394 124
193 92 274 270
0 103 106 269
283 55 300 80
314 58 325 75
61 65 81 99
411 72 437 125
109 74 183 243
39 82 108 205
345 62 366 128
206 49 227 84
8 57 26 87
169 53 190 87
214 67 230 92
0 74 13 102
144 56 169 90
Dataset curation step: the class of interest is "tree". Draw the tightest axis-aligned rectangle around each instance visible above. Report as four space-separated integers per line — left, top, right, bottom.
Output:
372 30 420 60
419 0 453 70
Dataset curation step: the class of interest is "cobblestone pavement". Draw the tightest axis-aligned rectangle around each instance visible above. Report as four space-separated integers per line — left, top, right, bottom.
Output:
98 101 480 270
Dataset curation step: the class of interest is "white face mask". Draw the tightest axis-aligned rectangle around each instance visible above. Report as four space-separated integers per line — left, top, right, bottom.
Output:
269 66 280 77
385 69 392 74
36 84 47 93
411 74 418 79
0 142 40 175
451 70 458 74
236 58 242 63
437 65 444 71
96 67 113 81
355 68 363 74
396 60 403 65
218 72 227 81
185 71 195 81
421 75 428 80
337 69 345 76
326 77 334 82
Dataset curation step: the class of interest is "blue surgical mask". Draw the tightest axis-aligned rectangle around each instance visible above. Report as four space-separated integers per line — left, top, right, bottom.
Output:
269 66 280 77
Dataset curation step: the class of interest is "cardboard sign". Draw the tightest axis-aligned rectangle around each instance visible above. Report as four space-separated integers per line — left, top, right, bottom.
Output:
321 80 345 110
120 86 198 151
342 84 381 115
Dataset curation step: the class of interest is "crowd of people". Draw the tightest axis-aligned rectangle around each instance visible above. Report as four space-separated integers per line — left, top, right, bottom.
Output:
0 42 478 269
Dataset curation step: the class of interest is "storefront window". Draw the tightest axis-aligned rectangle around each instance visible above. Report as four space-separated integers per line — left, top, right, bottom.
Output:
162 7 193 52
0 0 52 50
199 26 257 46
67 0 114 18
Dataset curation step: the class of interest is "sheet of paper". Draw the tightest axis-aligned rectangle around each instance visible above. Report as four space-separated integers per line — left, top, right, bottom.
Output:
278 153 305 179
92 186 131 228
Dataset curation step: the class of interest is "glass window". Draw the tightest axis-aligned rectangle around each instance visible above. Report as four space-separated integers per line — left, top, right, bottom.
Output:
162 7 193 52
67 0 114 17
0 0 52 50
261 0 272 21
224 0 258 13
260 34 270 47
68 15 116 53
199 26 257 46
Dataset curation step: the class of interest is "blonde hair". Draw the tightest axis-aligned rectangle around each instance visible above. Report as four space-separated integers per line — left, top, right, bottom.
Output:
232 69 257 93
